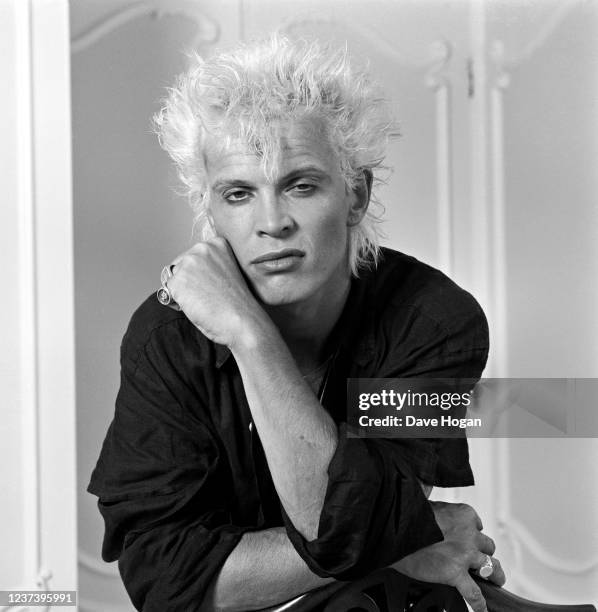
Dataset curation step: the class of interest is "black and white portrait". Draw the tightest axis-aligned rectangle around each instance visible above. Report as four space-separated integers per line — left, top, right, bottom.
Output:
2 1 597 611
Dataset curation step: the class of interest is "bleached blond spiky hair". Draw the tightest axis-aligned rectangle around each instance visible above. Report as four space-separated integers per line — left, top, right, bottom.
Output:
153 34 398 275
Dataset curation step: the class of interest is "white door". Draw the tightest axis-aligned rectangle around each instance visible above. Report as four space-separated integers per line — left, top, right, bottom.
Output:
1 0 77 603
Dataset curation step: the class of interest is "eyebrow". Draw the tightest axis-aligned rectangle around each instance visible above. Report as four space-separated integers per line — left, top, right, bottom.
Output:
211 165 331 192
211 178 253 192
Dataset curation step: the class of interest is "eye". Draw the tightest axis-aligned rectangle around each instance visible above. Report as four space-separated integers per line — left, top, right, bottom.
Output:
224 189 252 203
288 182 317 196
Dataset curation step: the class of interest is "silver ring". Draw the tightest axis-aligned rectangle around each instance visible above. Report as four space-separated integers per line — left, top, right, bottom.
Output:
156 286 173 306
478 555 494 579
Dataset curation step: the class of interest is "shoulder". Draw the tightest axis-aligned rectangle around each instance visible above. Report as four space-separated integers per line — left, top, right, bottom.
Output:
372 248 488 352
356 249 488 373
120 293 215 372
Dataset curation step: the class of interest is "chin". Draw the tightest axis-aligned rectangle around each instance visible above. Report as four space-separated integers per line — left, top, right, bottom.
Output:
251 277 313 307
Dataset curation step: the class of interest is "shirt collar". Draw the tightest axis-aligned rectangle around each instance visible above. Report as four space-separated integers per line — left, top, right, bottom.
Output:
214 343 232 368
328 273 376 366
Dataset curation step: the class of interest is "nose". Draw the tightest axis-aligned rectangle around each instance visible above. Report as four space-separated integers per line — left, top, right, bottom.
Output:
254 190 295 238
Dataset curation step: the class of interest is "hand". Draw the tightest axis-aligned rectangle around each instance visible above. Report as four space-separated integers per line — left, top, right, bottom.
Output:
392 502 506 612
166 237 270 346
431 501 487 541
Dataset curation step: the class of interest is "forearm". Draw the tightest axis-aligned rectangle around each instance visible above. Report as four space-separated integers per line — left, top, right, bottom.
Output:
231 320 338 540
205 528 336 611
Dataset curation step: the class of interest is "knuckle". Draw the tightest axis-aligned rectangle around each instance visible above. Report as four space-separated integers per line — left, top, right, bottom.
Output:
468 549 483 565
458 503 474 517
478 532 495 553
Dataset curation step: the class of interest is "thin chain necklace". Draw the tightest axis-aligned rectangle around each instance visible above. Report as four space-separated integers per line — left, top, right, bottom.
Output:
301 353 334 380
302 350 338 400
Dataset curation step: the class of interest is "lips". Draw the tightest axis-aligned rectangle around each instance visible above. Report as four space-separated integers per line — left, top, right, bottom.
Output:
250 248 305 264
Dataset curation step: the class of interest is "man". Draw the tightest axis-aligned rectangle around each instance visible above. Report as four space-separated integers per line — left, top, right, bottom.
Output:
88 35 504 611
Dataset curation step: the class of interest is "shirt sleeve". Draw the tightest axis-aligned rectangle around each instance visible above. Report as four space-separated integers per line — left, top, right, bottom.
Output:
87 322 247 611
281 426 444 580
281 285 489 580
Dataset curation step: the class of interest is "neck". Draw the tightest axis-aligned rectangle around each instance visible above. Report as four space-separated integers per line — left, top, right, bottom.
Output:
263 277 351 373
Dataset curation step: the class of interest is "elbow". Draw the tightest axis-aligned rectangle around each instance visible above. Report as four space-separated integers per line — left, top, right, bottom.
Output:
203 569 256 612
204 583 270 612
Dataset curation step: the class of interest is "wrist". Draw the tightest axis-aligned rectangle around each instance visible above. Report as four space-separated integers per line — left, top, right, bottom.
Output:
230 314 280 355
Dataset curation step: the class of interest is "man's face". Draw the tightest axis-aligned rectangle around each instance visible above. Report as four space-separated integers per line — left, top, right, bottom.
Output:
204 119 367 307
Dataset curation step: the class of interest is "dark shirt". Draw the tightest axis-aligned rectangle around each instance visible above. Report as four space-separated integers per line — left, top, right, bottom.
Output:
88 247 489 611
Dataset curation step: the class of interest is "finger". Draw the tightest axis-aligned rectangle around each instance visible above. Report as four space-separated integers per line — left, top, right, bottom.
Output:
459 503 483 531
476 532 496 556
156 285 180 310
454 574 487 612
471 508 483 531
485 556 506 587
472 553 506 587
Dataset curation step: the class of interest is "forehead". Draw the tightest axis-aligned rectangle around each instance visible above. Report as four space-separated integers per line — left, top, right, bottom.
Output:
203 118 341 183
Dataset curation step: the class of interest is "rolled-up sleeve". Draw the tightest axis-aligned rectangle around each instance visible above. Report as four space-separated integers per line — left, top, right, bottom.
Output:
88 324 246 611
281 426 443 579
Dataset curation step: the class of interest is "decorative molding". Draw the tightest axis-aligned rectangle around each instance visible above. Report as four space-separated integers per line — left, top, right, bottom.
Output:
508 565 598 606
425 40 453 276
79 549 120 579
20 0 77 592
498 2 578 70
500 518 598 604
71 0 220 54
468 5 503 575
490 40 511 91
502 519 598 576
468 0 492 328
36 567 52 590
281 17 430 68
490 38 597 595
489 39 509 380
15 0 43 593
424 39 452 88
489 30 598 603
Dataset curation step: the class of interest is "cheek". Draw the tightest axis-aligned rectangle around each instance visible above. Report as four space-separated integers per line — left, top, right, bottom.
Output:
310 211 350 258
210 207 247 244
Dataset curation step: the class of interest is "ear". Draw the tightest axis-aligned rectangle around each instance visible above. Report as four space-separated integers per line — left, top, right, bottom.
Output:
347 169 373 227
